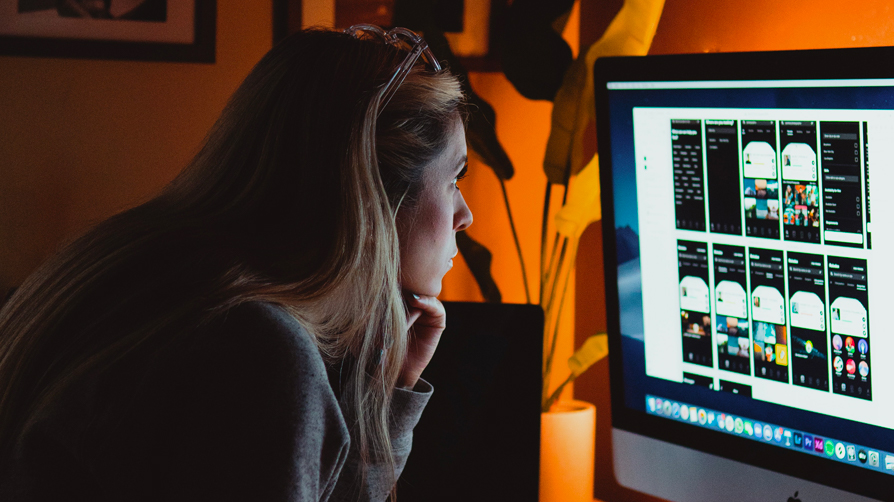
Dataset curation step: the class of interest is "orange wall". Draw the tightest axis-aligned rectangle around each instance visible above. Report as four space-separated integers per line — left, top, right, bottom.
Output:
650 0 894 54
0 2 273 292
573 1 894 501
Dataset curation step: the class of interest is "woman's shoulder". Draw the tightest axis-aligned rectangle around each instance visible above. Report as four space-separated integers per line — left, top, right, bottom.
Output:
211 301 315 353
194 301 331 391
109 300 340 427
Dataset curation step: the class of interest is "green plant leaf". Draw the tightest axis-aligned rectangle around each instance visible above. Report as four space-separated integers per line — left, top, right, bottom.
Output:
568 333 608 377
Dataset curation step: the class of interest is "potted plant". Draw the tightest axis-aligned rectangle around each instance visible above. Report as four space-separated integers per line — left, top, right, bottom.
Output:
517 2 665 501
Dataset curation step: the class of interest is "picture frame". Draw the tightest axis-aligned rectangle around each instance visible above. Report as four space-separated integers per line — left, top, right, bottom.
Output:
0 0 216 63
272 0 300 46
272 0 507 72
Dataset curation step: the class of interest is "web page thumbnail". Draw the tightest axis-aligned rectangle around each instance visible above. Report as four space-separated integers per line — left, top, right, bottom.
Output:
780 121 820 243
672 120 706 231
713 244 750 375
678 240 712 367
787 252 829 391
705 120 742 235
828 256 871 400
749 247 788 382
742 121 780 239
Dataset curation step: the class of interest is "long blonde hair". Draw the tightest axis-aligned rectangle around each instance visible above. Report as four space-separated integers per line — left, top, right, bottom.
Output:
0 28 463 490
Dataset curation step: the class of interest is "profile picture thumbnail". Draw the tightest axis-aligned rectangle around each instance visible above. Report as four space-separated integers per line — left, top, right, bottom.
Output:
832 334 843 351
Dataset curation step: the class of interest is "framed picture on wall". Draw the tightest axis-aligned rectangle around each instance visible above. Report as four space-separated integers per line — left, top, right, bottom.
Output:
0 0 216 63
272 0 506 72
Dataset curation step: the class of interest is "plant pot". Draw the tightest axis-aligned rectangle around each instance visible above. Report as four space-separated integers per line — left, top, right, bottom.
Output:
539 399 596 502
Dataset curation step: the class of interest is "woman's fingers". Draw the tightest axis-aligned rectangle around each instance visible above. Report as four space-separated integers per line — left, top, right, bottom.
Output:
406 306 423 329
398 293 447 389
404 293 446 331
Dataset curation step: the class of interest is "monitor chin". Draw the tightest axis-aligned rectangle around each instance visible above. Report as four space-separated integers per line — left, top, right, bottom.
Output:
613 429 881 502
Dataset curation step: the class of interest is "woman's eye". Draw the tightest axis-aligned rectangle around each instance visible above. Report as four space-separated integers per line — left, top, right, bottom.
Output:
453 165 468 189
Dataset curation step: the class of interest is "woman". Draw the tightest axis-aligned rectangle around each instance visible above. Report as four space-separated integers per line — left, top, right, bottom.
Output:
0 25 471 501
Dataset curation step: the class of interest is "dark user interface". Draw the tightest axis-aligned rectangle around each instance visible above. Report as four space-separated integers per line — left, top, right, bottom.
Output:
683 372 713 389
821 122 864 247
742 121 780 239
678 240 712 367
672 120 706 231
749 248 789 382
705 120 742 235
712 244 750 375
780 121 820 243
719 379 752 397
863 122 871 249
787 252 828 391
828 256 871 400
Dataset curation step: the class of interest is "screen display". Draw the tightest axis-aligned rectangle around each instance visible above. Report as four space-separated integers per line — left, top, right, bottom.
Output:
605 76 894 486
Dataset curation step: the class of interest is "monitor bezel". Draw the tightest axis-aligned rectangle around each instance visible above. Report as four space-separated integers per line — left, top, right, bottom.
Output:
595 46 894 500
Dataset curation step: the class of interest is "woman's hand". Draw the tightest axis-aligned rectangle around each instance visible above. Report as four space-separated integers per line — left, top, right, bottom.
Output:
397 293 446 389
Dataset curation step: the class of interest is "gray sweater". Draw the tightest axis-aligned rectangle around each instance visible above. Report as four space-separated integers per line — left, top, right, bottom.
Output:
1 302 432 501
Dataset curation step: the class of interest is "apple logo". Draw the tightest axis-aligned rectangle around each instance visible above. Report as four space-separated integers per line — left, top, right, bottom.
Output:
787 491 801 502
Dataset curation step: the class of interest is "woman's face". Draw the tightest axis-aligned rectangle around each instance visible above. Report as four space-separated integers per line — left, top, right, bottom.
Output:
397 117 473 297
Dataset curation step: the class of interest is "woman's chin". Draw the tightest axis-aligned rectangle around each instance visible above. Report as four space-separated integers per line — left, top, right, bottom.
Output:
425 283 443 298
424 278 444 298
402 280 442 299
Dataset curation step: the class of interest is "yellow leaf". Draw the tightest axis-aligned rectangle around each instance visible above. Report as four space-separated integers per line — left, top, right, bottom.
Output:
554 153 601 239
568 334 609 377
543 0 666 182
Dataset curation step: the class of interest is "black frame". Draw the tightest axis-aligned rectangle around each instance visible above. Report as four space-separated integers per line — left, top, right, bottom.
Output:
0 0 216 63
270 0 508 72
272 0 297 46
595 46 894 501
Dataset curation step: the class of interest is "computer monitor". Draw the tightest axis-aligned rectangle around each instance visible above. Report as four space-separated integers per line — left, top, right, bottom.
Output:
399 301 542 501
595 46 894 501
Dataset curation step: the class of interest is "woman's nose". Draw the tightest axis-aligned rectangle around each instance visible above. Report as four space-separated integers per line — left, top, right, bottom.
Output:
455 193 473 231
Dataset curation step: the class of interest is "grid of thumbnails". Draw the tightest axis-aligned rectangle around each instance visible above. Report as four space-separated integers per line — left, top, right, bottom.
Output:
672 119 872 401
673 120 870 246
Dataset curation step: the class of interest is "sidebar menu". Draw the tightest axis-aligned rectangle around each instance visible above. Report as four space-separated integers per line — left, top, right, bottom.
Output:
820 122 864 247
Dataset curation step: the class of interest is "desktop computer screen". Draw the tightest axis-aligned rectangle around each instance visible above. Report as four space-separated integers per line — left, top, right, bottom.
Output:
595 46 894 501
